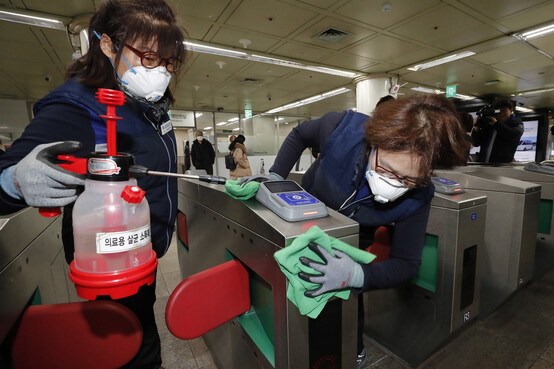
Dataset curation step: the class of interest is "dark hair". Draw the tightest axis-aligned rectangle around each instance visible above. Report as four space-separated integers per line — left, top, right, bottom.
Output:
229 134 245 151
365 94 470 178
494 98 514 111
459 111 474 132
376 95 395 107
66 0 186 103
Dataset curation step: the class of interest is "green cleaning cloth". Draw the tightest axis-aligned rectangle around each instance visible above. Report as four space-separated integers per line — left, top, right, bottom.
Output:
225 179 260 200
274 226 376 319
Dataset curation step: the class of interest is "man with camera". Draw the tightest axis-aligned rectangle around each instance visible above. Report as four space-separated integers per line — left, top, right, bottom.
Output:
471 98 524 163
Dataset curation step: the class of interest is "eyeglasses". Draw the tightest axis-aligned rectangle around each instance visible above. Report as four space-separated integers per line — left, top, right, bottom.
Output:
124 44 182 72
373 148 424 188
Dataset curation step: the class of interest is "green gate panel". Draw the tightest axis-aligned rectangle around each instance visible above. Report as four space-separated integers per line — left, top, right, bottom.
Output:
412 234 438 293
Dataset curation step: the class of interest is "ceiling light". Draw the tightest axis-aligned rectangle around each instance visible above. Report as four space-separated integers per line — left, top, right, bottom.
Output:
520 23 554 40
407 51 475 71
454 93 476 100
216 121 227 126
184 40 359 79
264 87 350 114
195 113 203 118
227 117 239 122
232 127 240 131
410 87 443 94
515 106 534 113
204 127 213 130
519 87 554 96
0 9 66 30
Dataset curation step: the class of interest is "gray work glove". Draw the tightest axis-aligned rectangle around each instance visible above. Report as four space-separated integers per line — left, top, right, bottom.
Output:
238 172 283 186
13 141 86 207
298 242 364 298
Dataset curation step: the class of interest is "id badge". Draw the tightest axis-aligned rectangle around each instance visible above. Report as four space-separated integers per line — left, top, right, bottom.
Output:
160 121 173 135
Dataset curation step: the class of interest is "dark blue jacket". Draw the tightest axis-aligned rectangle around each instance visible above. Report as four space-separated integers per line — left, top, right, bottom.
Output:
0 78 177 259
270 110 435 290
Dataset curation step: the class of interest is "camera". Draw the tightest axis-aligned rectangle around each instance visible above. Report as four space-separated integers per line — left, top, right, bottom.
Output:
474 104 496 128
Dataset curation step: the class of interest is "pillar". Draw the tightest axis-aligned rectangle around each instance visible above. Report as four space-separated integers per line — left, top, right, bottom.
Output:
355 74 399 115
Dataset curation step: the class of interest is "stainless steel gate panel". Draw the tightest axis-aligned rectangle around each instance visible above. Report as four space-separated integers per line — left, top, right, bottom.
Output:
177 179 359 369
365 191 486 367
434 170 540 318
455 164 554 279
0 208 70 343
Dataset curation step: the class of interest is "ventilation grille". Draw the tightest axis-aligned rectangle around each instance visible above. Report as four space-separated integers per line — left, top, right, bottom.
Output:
313 28 352 43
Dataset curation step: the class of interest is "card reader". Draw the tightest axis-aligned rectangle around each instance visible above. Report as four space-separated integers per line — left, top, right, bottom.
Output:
255 180 328 221
431 176 465 195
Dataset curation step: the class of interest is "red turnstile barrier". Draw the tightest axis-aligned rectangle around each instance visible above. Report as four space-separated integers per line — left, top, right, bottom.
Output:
166 259 250 339
12 300 142 369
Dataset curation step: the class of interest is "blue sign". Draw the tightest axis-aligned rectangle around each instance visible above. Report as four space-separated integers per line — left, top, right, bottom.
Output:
277 192 320 206
434 176 458 185
471 213 477 221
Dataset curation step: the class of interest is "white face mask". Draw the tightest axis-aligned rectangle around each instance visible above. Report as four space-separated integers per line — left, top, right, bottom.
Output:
120 66 171 102
366 147 409 203
197 136 203 141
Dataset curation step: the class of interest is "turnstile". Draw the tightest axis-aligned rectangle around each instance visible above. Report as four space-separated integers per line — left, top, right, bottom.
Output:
434 170 540 318
456 164 554 279
0 207 72 363
365 191 486 367
176 178 360 369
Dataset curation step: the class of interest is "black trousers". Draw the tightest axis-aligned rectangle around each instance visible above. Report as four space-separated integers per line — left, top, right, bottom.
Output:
99 277 161 369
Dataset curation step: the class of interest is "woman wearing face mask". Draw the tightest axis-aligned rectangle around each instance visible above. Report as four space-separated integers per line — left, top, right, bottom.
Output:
240 94 469 365
0 1 186 367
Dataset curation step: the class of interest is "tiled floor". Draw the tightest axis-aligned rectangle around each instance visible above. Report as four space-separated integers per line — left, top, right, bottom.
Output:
154 235 554 369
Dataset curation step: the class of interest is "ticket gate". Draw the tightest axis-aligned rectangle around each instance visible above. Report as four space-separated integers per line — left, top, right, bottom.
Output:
434 170 540 318
176 178 360 369
456 164 554 279
0 207 74 366
364 191 486 367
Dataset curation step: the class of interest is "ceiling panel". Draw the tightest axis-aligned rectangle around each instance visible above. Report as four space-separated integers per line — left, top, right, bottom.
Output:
390 4 483 44
335 0 441 30
224 0 318 38
470 42 536 65
361 62 402 74
321 53 376 70
0 22 42 44
17 0 95 17
171 0 232 22
1 42 54 64
292 16 376 51
345 34 420 61
497 2 554 31
0 73 25 99
271 42 334 63
183 53 250 83
266 70 349 96
179 15 214 40
209 27 280 53
389 48 441 68
528 34 554 57
460 0 550 21
492 53 554 76
432 24 504 51
298 0 338 10
0 0 553 123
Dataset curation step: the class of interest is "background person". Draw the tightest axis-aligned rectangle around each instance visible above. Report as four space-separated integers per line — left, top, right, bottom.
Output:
471 98 524 163
228 134 252 180
0 1 187 367
241 94 469 366
191 130 215 174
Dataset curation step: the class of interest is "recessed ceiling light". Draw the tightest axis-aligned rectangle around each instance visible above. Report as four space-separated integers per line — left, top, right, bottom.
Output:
407 51 475 71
